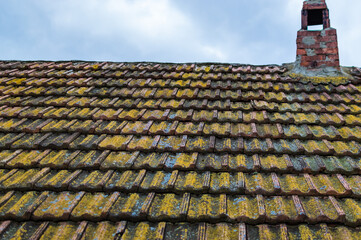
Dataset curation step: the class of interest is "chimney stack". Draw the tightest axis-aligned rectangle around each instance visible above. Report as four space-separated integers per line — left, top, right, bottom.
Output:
296 0 340 69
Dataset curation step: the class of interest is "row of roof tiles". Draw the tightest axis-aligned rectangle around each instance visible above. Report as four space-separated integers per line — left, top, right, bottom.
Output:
0 72 289 82
1 107 361 126
2 221 359 240
2 118 361 141
0 62 286 73
1 150 358 174
2 77 359 93
1 133 361 156
1 100 360 120
0 168 359 196
2 87 361 106
2 191 361 225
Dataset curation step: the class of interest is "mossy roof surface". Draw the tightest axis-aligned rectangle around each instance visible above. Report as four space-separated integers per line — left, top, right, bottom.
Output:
0 61 361 239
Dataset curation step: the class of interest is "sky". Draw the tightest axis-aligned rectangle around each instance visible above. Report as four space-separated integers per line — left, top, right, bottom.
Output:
0 0 360 66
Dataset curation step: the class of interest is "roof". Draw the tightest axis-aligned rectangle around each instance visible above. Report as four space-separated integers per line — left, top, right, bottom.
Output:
0 60 361 239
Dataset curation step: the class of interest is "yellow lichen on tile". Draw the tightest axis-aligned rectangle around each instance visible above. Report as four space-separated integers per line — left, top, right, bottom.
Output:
293 113 318 124
87 222 118 240
260 155 287 170
122 222 156 240
1 169 39 188
72 192 110 218
7 150 43 167
344 114 361 125
172 153 196 169
279 175 309 194
33 192 84 219
341 199 361 223
127 136 154 150
150 194 180 218
98 135 131 149
245 173 274 193
229 154 248 170
302 140 329 154
227 195 259 220
206 223 239 240
288 73 349 85
39 222 78 240
188 194 218 219
101 151 134 168
332 141 359 155
211 172 231 191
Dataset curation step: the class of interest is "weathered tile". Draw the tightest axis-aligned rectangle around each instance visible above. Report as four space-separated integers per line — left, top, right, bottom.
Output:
105 170 145 191
164 153 198 170
148 193 185 221
331 141 360 156
301 197 340 223
175 122 203 135
148 121 177 135
163 222 198 240
259 155 292 172
121 121 152 135
0 221 44 240
98 135 133 150
38 222 80 239
71 192 119 221
11 133 49 149
175 171 210 193
210 172 240 193
101 151 138 170
109 193 149 220
94 120 126 134
186 136 214 152
245 173 275 194
264 196 298 222
127 135 158 151
81 221 123 240
157 136 185 151
133 152 168 169
121 222 165 240
227 195 263 223
0 191 46 220
38 150 79 168
228 154 256 171
69 170 112 191
33 191 85 220
197 154 225 170
6 150 49 168
35 170 80 190
188 194 225 221
0 168 49 190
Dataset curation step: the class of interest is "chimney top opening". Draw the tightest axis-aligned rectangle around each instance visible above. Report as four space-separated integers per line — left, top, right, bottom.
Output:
307 9 324 26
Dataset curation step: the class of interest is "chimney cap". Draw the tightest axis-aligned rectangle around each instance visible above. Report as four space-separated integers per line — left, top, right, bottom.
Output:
303 0 327 10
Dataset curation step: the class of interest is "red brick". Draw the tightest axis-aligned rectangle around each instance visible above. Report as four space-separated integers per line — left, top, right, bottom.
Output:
300 61 310 67
297 49 307 55
304 55 326 62
297 43 321 49
326 62 340 67
315 48 338 55
320 35 337 42
299 31 322 37
326 42 338 48
324 28 337 36
303 2 327 10
327 55 339 60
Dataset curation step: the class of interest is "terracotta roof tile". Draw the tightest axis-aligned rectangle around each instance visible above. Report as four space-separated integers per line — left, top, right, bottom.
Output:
1 61 361 238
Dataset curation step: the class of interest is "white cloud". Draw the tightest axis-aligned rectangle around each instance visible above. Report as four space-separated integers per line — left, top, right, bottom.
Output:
35 0 230 62
1 0 359 65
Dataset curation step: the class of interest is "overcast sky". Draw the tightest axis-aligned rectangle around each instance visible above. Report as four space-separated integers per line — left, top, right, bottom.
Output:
0 0 360 66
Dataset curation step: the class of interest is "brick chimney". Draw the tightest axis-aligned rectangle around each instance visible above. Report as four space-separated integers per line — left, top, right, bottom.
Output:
296 0 340 69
